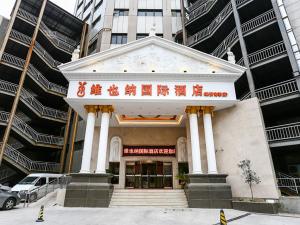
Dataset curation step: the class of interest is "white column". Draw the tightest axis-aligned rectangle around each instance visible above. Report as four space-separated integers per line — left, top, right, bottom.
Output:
187 107 203 174
80 106 97 173
96 106 113 174
203 107 218 174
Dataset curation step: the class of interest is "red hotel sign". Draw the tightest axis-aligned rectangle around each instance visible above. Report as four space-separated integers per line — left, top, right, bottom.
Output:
123 146 176 157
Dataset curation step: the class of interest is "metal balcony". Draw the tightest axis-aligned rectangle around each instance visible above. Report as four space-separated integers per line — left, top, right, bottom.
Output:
187 0 253 47
0 142 60 174
237 41 287 67
1 53 67 96
17 9 76 54
0 79 67 122
212 9 276 58
266 122 300 147
240 78 299 104
187 0 210 13
10 30 62 70
0 111 64 148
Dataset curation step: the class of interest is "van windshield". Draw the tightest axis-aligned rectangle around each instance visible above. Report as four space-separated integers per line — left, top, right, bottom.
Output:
19 177 39 184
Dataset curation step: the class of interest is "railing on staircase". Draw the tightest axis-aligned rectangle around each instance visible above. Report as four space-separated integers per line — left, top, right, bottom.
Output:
1 53 67 96
186 0 218 23
266 122 300 143
187 0 252 46
277 172 300 195
17 9 76 54
237 41 287 67
240 78 299 103
0 79 67 121
0 111 64 146
212 9 276 58
0 143 60 173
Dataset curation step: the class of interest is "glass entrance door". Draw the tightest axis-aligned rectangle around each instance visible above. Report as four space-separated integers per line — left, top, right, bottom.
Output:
125 161 173 189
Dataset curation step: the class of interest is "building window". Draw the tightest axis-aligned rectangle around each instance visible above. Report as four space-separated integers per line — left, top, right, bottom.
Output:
113 9 129 16
84 0 92 12
95 0 103 11
136 33 148 40
92 15 101 27
74 141 84 151
109 162 120 184
171 10 181 17
111 34 128 44
77 1 83 9
137 10 163 17
88 40 97 54
84 13 90 22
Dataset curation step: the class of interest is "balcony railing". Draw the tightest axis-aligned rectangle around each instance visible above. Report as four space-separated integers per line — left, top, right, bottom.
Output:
0 111 64 147
212 9 276 58
187 0 210 13
277 172 300 195
237 41 287 67
1 53 67 96
266 122 300 143
17 9 76 54
0 142 60 173
0 79 67 121
240 79 299 102
10 30 61 69
186 0 218 23
187 0 252 46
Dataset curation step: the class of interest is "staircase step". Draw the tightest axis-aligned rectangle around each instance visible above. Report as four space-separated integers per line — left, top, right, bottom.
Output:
109 189 188 208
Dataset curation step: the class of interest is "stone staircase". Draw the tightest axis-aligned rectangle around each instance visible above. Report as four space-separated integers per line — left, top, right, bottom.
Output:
109 189 188 208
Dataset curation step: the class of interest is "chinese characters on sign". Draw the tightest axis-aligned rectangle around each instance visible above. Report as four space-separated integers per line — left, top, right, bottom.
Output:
123 146 176 157
76 81 228 98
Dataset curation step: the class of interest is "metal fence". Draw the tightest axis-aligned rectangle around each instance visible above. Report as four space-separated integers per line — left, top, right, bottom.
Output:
0 79 67 121
0 111 64 146
1 53 67 96
0 143 60 173
266 122 300 142
23 175 71 206
277 172 300 194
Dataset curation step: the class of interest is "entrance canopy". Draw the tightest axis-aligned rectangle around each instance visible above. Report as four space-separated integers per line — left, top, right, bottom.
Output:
59 36 246 126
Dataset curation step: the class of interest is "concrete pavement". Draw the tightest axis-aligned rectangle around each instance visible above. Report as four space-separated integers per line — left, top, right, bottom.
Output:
0 205 300 225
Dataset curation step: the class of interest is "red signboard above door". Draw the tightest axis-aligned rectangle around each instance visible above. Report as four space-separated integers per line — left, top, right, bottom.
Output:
123 146 176 157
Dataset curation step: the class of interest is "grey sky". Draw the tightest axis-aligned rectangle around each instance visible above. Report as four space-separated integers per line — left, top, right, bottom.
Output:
0 0 76 18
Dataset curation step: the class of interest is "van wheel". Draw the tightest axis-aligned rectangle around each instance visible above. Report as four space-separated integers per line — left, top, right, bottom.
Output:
3 198 16 210
29 193 37 202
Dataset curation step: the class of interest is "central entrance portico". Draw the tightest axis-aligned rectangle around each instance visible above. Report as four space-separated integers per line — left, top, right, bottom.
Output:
59 35 246 207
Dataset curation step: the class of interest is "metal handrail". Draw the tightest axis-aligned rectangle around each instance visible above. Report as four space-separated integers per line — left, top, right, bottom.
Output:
277 172 300 194
1 53 67 96
0 143 60 173
212 9 276 57
0 111 64 146
247 41 286 65
187 0 252 46
24 175 70 205
266 122 300 142
240 79 299 102
0 79 67 121
17 9 76 54
186 0 218 23
187 0 210 13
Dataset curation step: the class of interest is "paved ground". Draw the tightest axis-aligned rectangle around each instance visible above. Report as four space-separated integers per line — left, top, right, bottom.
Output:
0 205 300 225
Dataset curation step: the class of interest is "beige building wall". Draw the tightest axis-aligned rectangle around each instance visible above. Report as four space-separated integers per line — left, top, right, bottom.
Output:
213 98 280 199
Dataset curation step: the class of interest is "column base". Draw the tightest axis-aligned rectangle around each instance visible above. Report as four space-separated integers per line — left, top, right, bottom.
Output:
64 173 114 208
185 174 232 209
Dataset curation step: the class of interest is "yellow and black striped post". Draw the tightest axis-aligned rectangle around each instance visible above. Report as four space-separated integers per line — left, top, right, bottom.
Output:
36 205 44 222
220 209 227 225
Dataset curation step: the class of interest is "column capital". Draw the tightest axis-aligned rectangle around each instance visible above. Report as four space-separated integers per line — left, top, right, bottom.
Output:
201 106 215 114
98 105 114 113
185 106 201 114
84 105 98 113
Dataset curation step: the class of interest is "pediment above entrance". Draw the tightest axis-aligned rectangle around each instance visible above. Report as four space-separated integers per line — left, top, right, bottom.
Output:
59 36 245 82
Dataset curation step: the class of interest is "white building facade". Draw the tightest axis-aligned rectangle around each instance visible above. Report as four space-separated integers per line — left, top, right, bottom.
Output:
59 36 280 206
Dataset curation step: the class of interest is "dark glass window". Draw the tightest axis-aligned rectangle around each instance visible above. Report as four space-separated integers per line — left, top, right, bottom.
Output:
137 10 163 17
109 162 120 184
136 33 148 40
111 34 128 44
113 9 129 16
84 0 92 11
88 40 97 54
95 0 103 11
77 1 83 9
171 10 181 17
92 15 101 27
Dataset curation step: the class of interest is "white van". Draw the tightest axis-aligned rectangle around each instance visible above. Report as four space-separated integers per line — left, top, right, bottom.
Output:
11 173 62 201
